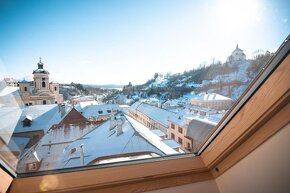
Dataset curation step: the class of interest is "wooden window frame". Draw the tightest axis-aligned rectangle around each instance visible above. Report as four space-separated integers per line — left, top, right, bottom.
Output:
6 40 290 193
0 167 13 193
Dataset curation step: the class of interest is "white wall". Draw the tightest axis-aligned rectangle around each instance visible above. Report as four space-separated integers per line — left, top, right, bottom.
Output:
216 123 290 193
146 123 290 193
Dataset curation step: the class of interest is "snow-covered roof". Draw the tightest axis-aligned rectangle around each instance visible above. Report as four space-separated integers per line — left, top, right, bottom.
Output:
150 129 166 137
24 115 33 121
191 93 232 101
186 118 217 152
129 102 178 127
129 101 142 114
125 115 178 155
32 68 49 74
72 95 94 101
162 99 180 107
57 115 168 168
17 122 98 172
12 104 71 133
162 139 181 149
80 104 119 118
74 100 99 111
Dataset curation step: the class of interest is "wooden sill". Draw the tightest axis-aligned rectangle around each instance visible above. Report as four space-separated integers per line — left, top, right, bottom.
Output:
10 156 210 193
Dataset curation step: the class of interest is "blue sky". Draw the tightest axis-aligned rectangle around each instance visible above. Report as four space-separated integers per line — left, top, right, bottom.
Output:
0 0 289 85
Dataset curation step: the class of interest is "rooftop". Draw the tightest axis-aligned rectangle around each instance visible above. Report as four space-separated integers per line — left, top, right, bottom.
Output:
129 102 178 127
12 104 71 133
191 93 232 101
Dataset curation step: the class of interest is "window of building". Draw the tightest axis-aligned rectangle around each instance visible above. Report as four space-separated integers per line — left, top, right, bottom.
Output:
22 119 32 127
24 87 27 91
178 137 183 145
0 1 288 184
187 142 191 149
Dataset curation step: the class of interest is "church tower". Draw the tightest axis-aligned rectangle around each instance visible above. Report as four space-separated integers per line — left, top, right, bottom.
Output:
18 58 63 106
32 58 50 94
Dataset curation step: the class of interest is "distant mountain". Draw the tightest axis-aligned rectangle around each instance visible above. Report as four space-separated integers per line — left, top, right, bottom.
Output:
83 84 123 89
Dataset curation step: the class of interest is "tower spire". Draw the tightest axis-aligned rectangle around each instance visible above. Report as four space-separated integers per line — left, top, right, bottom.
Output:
37 57 43 69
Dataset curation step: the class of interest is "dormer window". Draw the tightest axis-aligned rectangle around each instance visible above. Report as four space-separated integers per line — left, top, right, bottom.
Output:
23 115 32 127
27 162 38 171
98 110 103 114
24 87 27 92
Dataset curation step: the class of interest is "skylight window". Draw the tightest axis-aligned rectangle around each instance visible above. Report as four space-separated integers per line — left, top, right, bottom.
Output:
0 0 289 177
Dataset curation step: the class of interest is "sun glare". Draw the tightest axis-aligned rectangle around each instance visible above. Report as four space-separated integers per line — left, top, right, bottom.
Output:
217 0 260 33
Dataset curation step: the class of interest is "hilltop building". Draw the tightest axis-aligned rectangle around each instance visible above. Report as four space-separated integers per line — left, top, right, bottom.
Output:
18 58 63 106
227 44 246 63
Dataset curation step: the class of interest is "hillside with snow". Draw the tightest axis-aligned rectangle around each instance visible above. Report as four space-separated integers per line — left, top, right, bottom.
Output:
120 49 273 103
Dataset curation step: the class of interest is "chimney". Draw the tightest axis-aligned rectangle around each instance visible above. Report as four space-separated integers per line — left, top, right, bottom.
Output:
109 116 117 130
116 118 124 136
60 103 66 117
58 104 61 112
80 144 84 166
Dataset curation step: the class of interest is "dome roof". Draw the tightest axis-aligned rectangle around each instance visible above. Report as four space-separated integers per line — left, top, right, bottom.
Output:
32 68 49 74
32 58 50 74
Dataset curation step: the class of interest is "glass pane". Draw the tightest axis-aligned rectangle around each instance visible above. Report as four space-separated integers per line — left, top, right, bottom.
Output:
0 0 289 174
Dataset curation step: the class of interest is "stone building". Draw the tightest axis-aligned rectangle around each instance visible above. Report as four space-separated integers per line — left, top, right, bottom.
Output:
168 116 217 153
18 58 63 106
3 78 18 87
227 44 246 63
